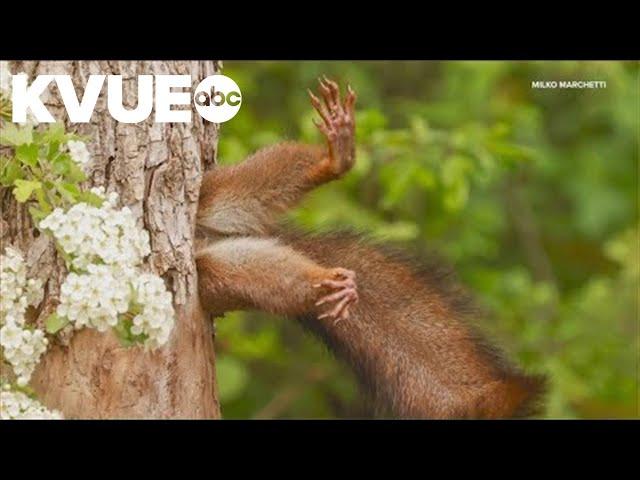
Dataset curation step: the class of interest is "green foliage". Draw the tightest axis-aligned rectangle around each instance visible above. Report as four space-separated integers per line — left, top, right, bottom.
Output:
0 122 95 221
13 179 42 202
0 121 33 145
0 119 147 349
113 315 150 347
212 61 638 419
45 313 68 334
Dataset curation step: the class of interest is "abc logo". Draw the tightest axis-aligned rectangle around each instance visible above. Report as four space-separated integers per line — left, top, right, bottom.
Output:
193 75 242 123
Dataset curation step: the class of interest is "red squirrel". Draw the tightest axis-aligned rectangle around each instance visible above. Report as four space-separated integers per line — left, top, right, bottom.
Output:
195 77 546 418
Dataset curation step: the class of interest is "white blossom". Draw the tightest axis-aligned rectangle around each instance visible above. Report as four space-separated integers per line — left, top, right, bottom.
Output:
0 385 62 420
66 140 91 167
1 247 40 325
0 325 48 386
57 264 131 332
56 264 174 349
0 247 43 326
0 61 11 94
0 247 47 386
39 192 151 271
130 273 175 349
0 322 23 349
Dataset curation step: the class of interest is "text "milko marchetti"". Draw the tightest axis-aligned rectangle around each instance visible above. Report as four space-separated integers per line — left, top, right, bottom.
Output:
531 80 607 89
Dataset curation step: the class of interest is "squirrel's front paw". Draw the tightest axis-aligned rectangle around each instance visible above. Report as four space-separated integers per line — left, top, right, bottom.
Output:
308 76 357 178
313 267 358 324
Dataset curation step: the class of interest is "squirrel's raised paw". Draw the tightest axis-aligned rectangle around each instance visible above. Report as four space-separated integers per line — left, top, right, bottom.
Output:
308 76 357 178
314 267 358 325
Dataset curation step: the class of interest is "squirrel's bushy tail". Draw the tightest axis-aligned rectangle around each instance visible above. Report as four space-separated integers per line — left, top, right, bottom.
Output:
502 372 548 418
282 228 547 419
470 369 547 419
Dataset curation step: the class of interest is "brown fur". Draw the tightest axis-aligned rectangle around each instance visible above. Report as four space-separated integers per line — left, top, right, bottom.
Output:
198 143 329 237
197 236 342 318
195 158 546 419
195 79 546 418
280 230 546 418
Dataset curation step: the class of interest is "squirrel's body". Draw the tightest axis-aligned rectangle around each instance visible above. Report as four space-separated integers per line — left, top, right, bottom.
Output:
196 78 546 418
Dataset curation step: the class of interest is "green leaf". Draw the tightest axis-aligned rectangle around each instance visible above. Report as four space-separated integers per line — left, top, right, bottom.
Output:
41 122 66 143
34 188 52 213
114 315 148 347
0 122 33 146
47 141 61 161
113 319 134 347
11 382 37 399
45 313 69 334
65 160 86 182
29 206 48 222
77 191 104 207
13 179 42 203
0 158 23 186
54 243 73 267
15 143 39 167
56 182 80 202
51 152 69 175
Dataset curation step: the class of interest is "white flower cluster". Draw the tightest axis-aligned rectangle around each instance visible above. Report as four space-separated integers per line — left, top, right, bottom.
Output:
129 274 175 349
40 189 175 349
1 325 48 386
0 247 42 321
0 384 62 420
56 265 174 349
66 140 91 167
58 264 132 332
0 61 11 94
39 188 151 270
0 248 48 386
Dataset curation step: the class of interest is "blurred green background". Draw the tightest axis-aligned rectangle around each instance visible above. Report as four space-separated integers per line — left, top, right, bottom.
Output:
213 61 638 419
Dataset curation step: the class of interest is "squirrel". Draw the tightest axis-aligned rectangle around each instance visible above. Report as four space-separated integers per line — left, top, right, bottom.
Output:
195 76 547 418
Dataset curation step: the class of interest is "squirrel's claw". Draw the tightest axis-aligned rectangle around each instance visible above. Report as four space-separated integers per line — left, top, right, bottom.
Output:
315 267 358 325
309 88 332 128
319 295 354 323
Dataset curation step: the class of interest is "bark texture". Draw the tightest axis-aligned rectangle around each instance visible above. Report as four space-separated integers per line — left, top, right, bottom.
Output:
0 61 221 418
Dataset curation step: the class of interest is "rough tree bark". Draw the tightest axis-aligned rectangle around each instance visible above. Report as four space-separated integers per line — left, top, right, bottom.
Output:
0 61 221 418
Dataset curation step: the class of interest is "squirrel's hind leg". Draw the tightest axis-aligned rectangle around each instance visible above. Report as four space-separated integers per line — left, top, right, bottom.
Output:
196 236 358 322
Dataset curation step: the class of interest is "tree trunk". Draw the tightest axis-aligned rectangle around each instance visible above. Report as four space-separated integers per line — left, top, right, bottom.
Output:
0 61 221 418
